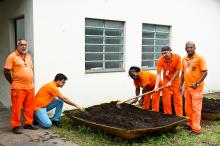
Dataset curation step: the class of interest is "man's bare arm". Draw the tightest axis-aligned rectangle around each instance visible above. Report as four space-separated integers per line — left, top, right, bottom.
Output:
4 68 12 84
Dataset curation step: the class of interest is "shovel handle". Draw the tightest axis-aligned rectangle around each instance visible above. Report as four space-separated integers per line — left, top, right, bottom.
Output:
119 85 167 104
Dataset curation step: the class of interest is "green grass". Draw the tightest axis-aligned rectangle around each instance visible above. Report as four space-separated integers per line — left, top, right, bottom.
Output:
51 116 220 146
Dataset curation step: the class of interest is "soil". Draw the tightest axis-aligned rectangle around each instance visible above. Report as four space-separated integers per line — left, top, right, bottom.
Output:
67 92 220 131
202 98 220 114
158 92 220 114
71 102 185 130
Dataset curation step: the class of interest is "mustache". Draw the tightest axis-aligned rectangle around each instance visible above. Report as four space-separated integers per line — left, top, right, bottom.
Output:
21 48 27 51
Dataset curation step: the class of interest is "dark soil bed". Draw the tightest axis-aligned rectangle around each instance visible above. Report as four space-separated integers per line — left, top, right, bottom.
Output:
159 96 220 115
202 98 220 114
70 102 185 130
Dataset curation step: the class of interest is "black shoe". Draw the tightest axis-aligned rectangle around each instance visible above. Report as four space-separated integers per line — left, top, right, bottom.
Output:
190 131 200 136
24 124 38 130
12 126 22 134
33 119 39 126
52 120 62 128
182 124 191 130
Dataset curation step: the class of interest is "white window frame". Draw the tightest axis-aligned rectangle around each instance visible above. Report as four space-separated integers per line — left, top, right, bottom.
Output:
85 18 125 73
142 23 171 70
15 16 25 47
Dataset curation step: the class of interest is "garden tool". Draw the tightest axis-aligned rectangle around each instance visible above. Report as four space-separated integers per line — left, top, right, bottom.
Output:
116 85 167 109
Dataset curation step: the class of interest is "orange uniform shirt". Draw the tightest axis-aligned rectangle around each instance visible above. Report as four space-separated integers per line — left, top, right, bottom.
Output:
182 53 207 88
4 50 34 89
134 71 156 89
34 81 61 111
157 53 181 84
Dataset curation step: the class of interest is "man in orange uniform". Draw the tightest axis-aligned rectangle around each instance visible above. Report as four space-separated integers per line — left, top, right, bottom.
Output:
4 39 38 134
180 41 207 135
128 66 161 112
34 73 84 128
154 46 183 116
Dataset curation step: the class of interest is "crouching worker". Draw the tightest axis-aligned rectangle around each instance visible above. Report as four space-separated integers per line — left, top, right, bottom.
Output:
34 73 84 128
128 66 162 112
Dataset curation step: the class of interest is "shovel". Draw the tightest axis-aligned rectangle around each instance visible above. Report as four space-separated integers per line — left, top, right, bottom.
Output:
116 85 167 109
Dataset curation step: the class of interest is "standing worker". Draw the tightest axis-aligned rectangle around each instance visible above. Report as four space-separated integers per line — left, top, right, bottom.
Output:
4 39 38 134
154 46 183 116
180 41 207 135
128 66 162 112
34 73 84 128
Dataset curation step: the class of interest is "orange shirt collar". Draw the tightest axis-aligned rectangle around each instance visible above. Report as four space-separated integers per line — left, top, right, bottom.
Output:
15 50 20 56
52 81 58 87
186 53 197 61
15 50 27 59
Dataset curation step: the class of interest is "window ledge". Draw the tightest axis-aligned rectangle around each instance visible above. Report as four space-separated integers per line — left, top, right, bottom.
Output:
85 68 125 74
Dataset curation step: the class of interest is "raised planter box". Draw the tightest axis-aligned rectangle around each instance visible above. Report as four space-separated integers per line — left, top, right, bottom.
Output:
64 102 187 139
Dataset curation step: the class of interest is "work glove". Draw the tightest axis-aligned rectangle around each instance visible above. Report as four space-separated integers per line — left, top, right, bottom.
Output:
127 98 138 104
81 108 86 112
166 81 172 87
138 98 144 106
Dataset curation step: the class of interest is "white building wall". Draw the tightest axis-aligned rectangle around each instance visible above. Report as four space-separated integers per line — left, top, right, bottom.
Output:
0 0 33 107
32 0 220 109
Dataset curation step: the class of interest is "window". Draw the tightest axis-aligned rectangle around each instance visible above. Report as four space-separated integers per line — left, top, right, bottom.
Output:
142 24 171 69
15 17 25 46
85 18 124 73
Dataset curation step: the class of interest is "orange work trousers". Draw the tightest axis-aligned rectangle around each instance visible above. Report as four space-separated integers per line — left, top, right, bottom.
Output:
184 86 203 133
143 91 161 112
162 85 183 116
10 88 34 128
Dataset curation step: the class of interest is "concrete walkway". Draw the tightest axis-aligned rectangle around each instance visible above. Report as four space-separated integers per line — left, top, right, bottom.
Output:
0 103 78 146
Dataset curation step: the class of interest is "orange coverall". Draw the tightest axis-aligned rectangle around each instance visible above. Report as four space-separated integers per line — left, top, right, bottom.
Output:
4 50 34 128
157 53 183 116
182 54 207 133
134 71 161 112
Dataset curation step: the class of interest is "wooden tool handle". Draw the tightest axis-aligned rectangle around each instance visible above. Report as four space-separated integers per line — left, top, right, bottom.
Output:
121 85 167 104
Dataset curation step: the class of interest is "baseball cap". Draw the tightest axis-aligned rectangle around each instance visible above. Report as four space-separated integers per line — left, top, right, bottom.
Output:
161 46 172 52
